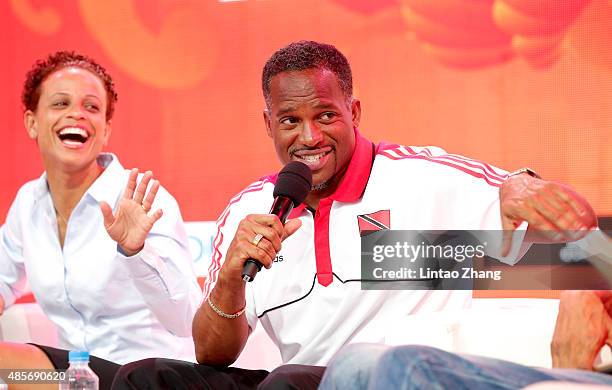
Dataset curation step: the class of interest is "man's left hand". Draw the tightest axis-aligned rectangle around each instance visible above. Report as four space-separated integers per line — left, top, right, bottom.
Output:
500 173 597 256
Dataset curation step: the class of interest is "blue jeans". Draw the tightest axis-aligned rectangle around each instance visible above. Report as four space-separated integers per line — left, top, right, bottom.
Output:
319 344 612 390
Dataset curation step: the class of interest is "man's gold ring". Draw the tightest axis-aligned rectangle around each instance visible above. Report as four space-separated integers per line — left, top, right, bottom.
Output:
252 233 264 247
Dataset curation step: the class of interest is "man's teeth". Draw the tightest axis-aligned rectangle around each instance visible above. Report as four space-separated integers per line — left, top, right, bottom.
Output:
298 153 327 162
59 127 88 137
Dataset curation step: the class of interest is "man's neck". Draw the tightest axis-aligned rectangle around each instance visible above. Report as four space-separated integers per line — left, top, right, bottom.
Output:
305 191 326 210
304 164 350 210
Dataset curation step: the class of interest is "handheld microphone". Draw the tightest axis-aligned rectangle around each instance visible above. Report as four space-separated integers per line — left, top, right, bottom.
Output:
242 161 312 282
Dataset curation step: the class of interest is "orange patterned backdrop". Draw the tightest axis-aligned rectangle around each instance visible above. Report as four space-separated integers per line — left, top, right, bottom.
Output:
1 0 611 222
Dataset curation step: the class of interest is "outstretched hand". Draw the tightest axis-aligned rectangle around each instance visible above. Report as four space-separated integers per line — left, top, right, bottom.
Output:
100 169 163 256
500 173 597 256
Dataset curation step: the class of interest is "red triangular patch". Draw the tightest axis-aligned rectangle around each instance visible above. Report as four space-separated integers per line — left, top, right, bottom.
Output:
357 209 390 236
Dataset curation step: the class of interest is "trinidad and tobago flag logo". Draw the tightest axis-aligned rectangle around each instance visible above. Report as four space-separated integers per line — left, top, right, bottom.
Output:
357 209 390 237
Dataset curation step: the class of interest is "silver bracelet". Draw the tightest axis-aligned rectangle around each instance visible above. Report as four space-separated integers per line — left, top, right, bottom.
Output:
507 167 542 180
207 296 246 319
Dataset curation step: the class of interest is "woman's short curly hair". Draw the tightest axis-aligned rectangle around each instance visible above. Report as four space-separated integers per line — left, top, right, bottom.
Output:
22 51 118 120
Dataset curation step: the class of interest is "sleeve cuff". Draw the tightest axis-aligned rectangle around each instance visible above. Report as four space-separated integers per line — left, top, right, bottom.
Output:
117 241 168 279
483 222 531 266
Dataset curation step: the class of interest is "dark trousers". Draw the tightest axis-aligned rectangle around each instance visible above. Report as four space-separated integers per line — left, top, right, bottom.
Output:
111 358 326 390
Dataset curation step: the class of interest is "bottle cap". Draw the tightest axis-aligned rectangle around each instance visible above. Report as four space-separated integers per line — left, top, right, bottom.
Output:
68 351 90 362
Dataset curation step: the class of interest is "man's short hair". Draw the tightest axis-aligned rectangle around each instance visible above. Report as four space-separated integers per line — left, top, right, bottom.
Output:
262 41 353 107
22 50 118 120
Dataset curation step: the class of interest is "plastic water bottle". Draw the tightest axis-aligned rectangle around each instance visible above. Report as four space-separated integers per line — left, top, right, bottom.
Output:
59 351 99 390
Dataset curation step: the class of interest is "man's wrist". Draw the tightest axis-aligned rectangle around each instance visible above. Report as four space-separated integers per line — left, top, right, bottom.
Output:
210 277 246 308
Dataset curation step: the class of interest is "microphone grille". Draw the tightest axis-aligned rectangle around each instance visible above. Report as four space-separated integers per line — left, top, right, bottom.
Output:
273 161 312 206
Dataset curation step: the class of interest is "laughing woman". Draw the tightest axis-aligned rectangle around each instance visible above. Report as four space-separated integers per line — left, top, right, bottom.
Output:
0 52 201 389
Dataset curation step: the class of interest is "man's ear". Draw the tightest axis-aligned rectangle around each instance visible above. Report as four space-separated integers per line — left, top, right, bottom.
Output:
263 109 273 138
103 120 112 147
351 98 361 128
24 110 38 139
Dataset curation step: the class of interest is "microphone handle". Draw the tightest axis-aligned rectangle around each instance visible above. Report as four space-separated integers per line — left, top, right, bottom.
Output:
242 197 294 282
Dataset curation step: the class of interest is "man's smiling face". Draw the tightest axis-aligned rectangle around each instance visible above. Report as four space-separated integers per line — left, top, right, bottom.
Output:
264 68 361 194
